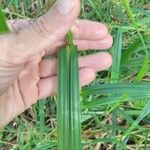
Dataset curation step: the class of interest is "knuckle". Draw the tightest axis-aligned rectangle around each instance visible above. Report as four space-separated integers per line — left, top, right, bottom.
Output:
32 17 52 38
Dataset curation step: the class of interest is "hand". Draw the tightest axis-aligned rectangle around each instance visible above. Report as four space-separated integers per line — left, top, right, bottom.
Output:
0 0 113 128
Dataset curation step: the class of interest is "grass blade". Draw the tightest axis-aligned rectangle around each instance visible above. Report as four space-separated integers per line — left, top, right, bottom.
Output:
86 137 125 149
120 0 149 82
82 83 150 109
110 27 123 137
38 99 46 133
82 83 150 96
121 35 150 63
57 32 81 150
57 47 70 150
70 45 81 149
122 101 150 139
0 7 9 33
110 27 123 83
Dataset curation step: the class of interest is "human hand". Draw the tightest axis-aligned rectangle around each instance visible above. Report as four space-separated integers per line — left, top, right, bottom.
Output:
0 0 112 128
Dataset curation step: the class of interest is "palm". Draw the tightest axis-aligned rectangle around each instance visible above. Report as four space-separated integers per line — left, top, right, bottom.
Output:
0 53 43 126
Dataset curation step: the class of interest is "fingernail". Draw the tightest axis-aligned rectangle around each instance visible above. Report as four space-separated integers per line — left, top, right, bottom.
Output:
57 0 75 15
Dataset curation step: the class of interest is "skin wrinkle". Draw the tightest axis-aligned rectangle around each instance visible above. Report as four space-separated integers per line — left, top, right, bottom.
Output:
31 21 46 38
37 76 40 101
17 67 39 109
0 69 19 77
10 21 17 33
0 91 8 127
27 1 78 41
39 19 50 34
40 40 65 56
7 87 14 124
11 21 20 34
16 78 27 110
0 65 23 78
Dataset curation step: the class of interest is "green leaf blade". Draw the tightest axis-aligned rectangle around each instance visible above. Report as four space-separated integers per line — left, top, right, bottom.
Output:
70 45 81 150
57 47 70 150
57 33 81 150
0 7 9 33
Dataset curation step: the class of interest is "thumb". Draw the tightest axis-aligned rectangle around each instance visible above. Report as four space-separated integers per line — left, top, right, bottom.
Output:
3 0 80 64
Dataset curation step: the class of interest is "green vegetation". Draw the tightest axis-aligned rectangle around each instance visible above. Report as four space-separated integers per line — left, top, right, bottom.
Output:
57 32 81 150
0 6 9 32
0 0 150 149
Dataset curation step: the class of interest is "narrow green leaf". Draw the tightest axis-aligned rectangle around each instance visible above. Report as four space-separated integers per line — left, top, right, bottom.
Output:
110 27 123 83
0 7 9 33
33 141 57 150
110 27 123 137
82 83 150 109
107 94 128 114
135 55 149 82
116 108 139 127
82 95 150 109
66 31 74 46
70 45 81 150
38 99 46 133
86 137 126 149
57 47 70 150
82 83 150 97
57 32 81 150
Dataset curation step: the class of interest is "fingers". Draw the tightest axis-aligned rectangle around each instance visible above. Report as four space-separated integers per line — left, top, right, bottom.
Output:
71 20 109 40
38 51 112 99
38 67 95 99
39 52 112 78
6 18 112 60
2 0 80 64
8 19 110 41
74 34 113 50
8 19 109 40
42 33 113 55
